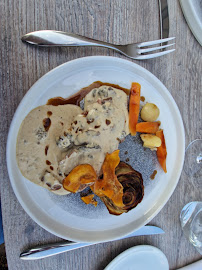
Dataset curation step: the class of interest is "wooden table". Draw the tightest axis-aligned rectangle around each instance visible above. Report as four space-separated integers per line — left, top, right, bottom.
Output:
0 0 201 269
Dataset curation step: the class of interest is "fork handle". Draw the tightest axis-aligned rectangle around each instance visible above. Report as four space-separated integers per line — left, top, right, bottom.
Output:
22 30 118 50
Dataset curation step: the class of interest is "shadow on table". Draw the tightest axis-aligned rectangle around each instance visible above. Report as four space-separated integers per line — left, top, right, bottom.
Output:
0 201 7 269
0 244 7 270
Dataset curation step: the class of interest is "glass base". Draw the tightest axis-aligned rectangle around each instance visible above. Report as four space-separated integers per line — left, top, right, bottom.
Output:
180 201 202 255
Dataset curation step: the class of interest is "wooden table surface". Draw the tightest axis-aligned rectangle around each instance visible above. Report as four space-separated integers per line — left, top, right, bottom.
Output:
0 0 202 269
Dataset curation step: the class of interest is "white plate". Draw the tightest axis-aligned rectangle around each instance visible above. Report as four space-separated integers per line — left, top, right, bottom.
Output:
180 0 202 46
104 245 169 270
7 56 185 242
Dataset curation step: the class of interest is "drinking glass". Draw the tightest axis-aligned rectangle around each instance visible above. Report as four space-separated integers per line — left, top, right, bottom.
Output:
180 201 202 254
184 139 202 183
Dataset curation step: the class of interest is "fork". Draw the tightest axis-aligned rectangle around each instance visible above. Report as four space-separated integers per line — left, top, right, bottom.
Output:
22 30 175 60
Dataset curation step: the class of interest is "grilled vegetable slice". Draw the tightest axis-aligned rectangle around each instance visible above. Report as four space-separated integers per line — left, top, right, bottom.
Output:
102 162 144 215
94 150 124 208
81 194 98 207
63 164 97 193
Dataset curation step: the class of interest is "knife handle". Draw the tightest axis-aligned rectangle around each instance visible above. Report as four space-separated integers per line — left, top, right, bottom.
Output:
20 226 164 260
21 30 116 49
20 242 91 260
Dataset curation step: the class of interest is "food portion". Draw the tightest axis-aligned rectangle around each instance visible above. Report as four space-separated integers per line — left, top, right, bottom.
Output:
81 194 98 207
136 122 160 134
156 130 167 173
129 82 141 136
140 134 162 150
128 90 167 172
93 150 124 208
70 85 129 158
16 85 129 197
78 152 144 215
102 161 144 215
16 80 167 216
141 103 160 122
63 164 97 193
47 81 130 106
57 85 129 178
16 104 82 195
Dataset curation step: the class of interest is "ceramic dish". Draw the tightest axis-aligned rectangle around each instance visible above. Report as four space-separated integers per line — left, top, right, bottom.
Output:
104 245 169 270
7 56 185 242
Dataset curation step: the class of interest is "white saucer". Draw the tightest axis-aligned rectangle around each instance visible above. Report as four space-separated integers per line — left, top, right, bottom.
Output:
104 245 169 270
180 0 202 46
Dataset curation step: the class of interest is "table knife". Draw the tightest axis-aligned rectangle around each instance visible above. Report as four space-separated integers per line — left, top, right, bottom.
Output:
20 225 164 260
159 0 169 39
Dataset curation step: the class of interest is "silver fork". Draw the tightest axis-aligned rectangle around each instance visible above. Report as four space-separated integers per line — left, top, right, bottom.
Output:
22 30 175 60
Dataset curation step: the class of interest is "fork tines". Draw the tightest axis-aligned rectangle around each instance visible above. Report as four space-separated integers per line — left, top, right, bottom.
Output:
137 37 175 59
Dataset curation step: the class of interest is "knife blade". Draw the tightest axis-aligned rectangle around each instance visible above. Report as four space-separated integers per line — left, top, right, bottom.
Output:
159 0 169 39
20 225 164 260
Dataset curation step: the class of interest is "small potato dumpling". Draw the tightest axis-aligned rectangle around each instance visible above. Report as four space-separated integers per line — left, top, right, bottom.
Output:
140 134 161 149
141 103 160 122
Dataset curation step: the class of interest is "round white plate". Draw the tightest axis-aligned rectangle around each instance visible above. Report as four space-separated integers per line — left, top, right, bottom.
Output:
7 56 185 242
104 245 169 270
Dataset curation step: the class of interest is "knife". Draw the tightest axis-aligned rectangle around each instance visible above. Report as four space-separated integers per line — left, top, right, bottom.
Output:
159 0 169 39
20 225 164 260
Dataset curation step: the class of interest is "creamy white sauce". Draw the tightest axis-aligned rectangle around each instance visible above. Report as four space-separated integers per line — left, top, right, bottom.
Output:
16 86 129 195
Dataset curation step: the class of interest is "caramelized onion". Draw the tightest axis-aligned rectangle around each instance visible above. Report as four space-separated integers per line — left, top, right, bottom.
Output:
101 162 144 215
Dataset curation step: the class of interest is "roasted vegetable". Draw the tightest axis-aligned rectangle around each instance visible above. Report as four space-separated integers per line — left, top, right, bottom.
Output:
94 150 124 208
81 194 98 207
136 122 160 134
129 82 141 136
141 103 160 122
156 129 167 173
63 164 97 193
102 162 144 215
140 134 161 149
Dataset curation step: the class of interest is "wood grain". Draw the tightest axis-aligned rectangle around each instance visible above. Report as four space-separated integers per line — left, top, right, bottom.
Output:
0 0 202 269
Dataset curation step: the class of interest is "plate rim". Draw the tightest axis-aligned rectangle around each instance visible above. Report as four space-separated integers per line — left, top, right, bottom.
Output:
6 56 185 242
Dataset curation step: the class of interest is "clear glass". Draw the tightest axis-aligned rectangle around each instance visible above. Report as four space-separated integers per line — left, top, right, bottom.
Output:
180 201 202 254
184 139 202 183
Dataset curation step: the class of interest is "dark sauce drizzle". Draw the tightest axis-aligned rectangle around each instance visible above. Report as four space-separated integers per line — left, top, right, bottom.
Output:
47 81 130 106
150 170 157 180
43 118 51 131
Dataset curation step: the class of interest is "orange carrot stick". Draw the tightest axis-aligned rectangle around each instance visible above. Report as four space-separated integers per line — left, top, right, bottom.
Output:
136 122 160 134
129 82 141 136
156 129 167 173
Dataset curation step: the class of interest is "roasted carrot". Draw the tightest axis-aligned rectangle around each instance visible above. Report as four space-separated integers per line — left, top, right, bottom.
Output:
81 194 98 207
136 122 160 134
129 82 141 136
156 129 167 173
